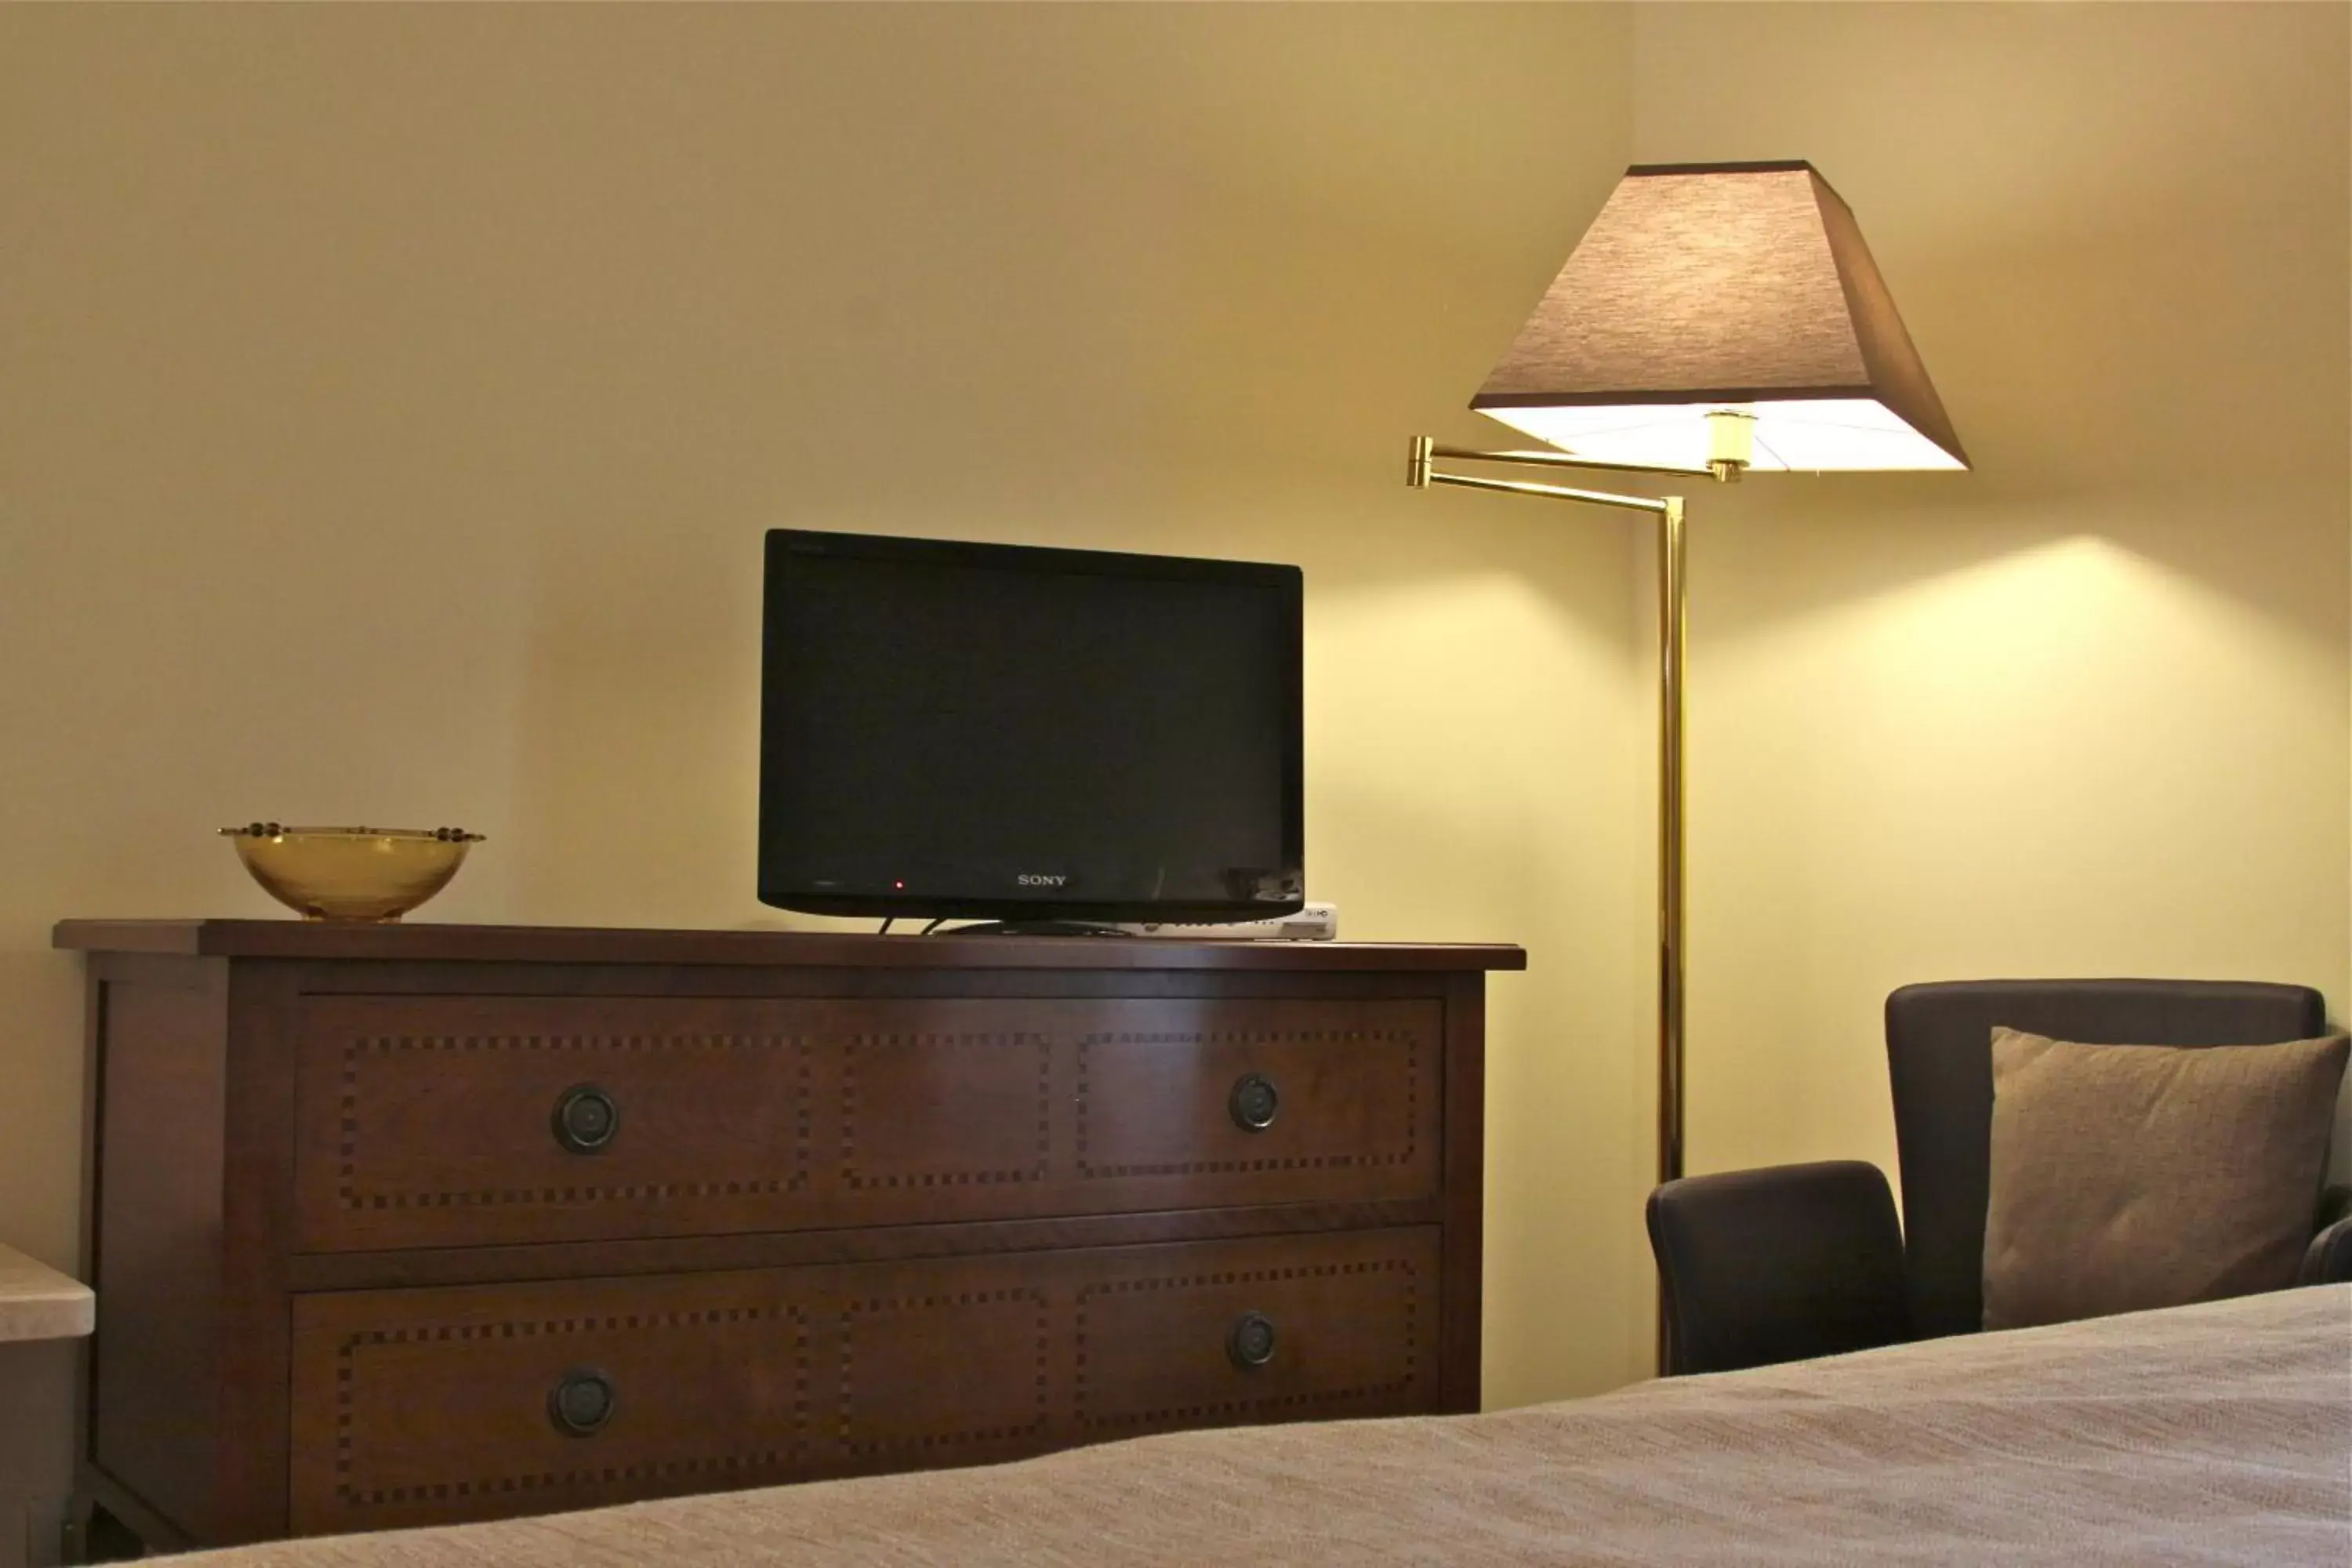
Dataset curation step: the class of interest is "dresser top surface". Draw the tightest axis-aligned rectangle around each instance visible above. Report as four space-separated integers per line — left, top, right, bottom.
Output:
0 1243 93 1343
53 919 1526 972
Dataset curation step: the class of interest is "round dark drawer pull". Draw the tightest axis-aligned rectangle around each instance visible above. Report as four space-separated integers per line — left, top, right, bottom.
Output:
548 1367 616 1436
1228 1073 1279 1132
1228 1310 1278 1370
552 1083 619 1154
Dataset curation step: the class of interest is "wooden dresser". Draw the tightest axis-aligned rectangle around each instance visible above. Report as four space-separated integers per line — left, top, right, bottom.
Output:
54 921 1522 1552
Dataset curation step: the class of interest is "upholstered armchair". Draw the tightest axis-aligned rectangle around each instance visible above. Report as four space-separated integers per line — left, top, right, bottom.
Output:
1646 980 2352 1377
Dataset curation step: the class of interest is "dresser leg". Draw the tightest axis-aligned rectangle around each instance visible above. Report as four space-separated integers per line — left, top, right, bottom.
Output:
63 1498 145 1564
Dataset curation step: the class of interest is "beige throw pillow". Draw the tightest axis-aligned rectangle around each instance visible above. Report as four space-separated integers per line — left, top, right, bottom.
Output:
1981 1027 2347 1331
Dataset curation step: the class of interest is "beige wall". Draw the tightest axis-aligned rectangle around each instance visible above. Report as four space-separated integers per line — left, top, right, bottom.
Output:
1 3 2346 1558
1628 2 2352 1183
0 5 1650 1554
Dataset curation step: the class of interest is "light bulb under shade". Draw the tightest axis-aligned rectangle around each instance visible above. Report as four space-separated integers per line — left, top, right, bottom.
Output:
1479 397 1966 474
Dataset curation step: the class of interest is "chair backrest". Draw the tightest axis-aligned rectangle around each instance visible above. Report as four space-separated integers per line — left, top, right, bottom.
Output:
1884 978 2326 1339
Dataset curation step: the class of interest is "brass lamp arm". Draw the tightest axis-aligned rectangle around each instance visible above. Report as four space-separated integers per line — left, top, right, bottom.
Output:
1414 466 1673 516
1417 438 1714 481
1407 436 1690 513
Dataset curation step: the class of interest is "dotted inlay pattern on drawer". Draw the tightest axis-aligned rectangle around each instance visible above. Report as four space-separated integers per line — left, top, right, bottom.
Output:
1073 1257 1420 1429
839 1033 1053 1191
1073 1029 1420 1179
332 1304 811 1508
336 1034 813 1212
837 1287 1052 1457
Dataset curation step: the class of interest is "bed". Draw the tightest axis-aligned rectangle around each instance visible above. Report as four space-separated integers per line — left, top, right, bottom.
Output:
183 1284 2350 1567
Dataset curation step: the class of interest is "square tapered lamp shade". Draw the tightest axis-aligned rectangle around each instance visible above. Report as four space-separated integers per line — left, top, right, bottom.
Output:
1474 161 1968 472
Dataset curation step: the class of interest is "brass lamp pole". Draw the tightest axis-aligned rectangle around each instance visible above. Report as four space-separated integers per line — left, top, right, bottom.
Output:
1406 419 1751 1198
1410 161 1969 1377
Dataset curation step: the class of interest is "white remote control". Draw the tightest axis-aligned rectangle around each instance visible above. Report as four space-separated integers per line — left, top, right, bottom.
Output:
1118 902 1338 941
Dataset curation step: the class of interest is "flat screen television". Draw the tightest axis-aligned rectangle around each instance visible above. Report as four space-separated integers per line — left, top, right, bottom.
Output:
758 529 1304 926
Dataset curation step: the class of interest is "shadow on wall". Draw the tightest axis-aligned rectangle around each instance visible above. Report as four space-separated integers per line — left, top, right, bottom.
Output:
495 484 1651 927
1624 142 2350 1188
1624 0 2349 644
486 154 1652 926
1653 205 2347 655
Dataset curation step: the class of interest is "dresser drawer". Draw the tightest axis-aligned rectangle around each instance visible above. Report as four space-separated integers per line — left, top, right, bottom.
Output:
294 996 1440 1250
1071 1227 1435 1439
289 1227 1442 1536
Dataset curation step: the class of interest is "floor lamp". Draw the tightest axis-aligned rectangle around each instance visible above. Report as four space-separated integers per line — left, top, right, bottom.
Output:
1406 161 1969 1373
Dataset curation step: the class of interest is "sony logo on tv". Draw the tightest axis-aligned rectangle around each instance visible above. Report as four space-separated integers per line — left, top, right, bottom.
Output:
1015 873 1069 887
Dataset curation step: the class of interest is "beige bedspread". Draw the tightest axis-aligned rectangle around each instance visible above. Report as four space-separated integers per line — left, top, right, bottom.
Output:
193 1285 2351 1566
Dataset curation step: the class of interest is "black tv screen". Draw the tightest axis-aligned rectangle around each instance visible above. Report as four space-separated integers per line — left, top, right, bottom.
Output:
759 530 1303 924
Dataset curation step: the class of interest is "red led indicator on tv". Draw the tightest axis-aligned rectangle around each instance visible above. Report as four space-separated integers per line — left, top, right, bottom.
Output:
893 880 905 890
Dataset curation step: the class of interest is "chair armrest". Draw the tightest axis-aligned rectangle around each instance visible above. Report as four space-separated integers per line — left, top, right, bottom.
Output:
2302 1214 2352 1286
1646 1160 1909 1376
2316 1183 2351 1233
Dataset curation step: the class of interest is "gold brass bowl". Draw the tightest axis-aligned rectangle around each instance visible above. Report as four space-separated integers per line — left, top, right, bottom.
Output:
220 824 485 923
